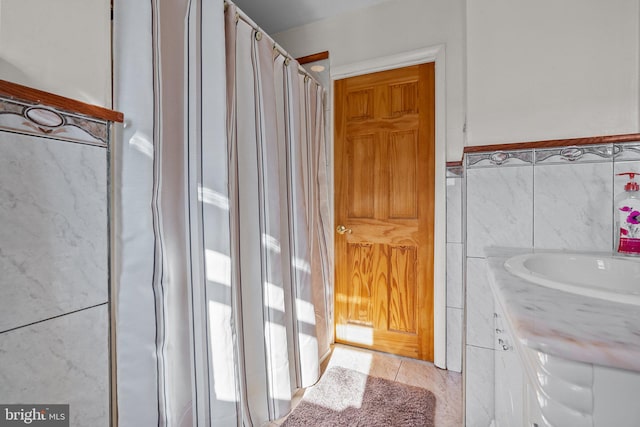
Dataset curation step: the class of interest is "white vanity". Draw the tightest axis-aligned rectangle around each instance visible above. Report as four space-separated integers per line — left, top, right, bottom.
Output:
486 248 640 427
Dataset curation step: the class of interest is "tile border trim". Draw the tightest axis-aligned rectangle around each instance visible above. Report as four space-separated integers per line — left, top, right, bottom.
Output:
465 142 640 169
464 133 640 155
0 97 109 147
447 164 464 177
456 133 640 168
0 79 123 123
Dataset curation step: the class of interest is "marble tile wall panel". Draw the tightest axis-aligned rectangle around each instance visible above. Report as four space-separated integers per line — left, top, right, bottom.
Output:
446 176 463 243
534 162 613 251
466 258 494 349
0 305 109 427
446 171 465 376
465 345 495 427
446 243 463 309
447 307 462 373
0 132 108 332
466 165 534 257
464 162 531 426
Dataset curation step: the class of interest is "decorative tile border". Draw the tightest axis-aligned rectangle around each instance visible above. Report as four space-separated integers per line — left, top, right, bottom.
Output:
614 142 640 161
466 150 533 168
465 142 640 169
0 79 122 123
534 144 614 165
0 97 108 147
446 165 464 178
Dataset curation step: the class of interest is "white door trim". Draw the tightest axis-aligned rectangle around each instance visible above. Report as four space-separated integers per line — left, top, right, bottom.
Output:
330 45 447 368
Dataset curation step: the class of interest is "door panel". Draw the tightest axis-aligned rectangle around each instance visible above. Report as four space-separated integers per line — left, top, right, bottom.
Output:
389 245 417 333
346 242 376 326
347 134 376 218
389 130 418 219
334 63 435 361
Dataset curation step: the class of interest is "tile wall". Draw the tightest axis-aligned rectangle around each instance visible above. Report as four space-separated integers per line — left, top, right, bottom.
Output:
454 142 640 426
0 97 111 426
446 165 464 374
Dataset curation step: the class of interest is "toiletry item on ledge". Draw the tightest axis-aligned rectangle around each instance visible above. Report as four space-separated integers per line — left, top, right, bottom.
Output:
616 172 640 255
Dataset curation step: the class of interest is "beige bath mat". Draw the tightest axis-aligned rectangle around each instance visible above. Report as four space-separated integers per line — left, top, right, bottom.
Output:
282 366 436 426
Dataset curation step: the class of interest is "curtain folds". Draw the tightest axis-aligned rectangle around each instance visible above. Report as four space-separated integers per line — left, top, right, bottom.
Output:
224 3 332 424
114 1 196 425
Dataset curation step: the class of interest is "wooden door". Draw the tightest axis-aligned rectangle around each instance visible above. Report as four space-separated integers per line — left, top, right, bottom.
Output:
334 63 435 361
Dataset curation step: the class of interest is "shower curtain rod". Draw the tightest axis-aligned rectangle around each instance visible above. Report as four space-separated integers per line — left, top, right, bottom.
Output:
223 0 323 87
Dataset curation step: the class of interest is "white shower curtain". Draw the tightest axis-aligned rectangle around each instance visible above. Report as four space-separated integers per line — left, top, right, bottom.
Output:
114 1 197 426
225 3 332 424
113 1 331 425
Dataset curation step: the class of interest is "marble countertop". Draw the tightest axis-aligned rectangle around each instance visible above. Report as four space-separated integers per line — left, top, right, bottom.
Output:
485 247 640 373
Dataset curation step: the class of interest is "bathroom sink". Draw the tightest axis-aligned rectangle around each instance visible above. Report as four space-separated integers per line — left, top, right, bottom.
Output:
504 252 640 305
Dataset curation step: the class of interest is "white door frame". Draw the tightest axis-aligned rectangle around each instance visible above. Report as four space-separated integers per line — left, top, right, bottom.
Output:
330 45 447 368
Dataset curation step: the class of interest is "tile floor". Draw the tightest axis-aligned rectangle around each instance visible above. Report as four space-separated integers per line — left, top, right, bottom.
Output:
270 344 463 426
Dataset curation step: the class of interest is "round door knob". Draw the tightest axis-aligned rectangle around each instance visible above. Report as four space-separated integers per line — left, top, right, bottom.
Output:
336 225 352 235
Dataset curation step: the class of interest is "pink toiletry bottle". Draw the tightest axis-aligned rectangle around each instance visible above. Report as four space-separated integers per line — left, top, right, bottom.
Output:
616 172 640 255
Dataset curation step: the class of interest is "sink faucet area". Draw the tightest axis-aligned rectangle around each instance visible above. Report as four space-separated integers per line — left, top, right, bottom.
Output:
504 251 640 305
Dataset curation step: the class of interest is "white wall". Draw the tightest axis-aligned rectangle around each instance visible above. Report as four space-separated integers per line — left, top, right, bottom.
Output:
0 0 111 107
467 0 639 147
274 0 465 161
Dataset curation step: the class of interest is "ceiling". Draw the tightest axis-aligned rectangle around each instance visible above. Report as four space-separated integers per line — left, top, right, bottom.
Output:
231 0 392 34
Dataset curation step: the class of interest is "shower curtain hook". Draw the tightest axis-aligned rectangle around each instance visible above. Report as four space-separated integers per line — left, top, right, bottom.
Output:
255 31 262 41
